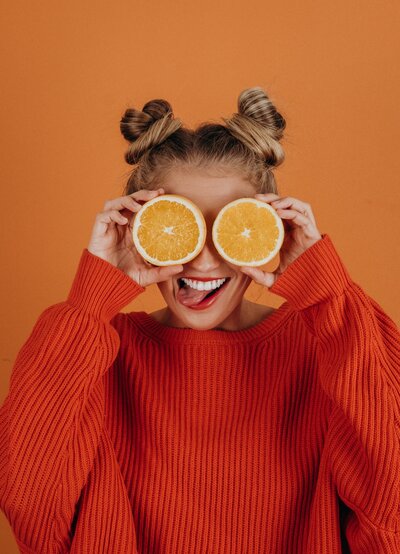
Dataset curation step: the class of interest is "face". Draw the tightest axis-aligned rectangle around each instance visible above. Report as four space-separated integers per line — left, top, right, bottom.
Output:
155 166 256 330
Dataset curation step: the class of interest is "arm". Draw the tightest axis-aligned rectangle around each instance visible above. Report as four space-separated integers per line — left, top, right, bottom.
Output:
0 249 145 553
269 233 400 551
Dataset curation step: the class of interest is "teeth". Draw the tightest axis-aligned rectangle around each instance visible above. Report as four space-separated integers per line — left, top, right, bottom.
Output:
181 278 227 291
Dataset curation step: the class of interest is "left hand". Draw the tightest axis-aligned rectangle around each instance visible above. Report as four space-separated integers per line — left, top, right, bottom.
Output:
240 193 323 288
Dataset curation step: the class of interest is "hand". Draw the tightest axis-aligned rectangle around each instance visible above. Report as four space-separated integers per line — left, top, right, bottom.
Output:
240 193 323 288
87 188 183 288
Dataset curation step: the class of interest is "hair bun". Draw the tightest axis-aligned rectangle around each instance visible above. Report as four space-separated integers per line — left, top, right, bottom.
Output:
222 86 286 167
120 99 182 164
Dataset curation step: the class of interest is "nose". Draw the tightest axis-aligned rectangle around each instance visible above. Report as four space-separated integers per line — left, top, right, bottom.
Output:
186 227 222 273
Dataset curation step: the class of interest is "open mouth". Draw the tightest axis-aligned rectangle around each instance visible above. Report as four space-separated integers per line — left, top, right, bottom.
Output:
176 277 231 308
178 277 230 298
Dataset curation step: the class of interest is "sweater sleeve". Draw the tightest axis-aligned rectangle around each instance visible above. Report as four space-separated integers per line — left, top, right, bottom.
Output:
269 233 400 552
0 249 145 554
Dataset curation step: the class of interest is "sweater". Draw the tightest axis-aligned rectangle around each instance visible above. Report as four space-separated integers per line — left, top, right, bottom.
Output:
0 233 400 554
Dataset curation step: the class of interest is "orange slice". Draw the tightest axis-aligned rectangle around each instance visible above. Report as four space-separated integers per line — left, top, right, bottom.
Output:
132 194 207 266
212 197 285 266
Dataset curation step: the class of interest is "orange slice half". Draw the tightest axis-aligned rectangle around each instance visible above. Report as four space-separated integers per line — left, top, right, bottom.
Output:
212 197 285 266
132 194 207 266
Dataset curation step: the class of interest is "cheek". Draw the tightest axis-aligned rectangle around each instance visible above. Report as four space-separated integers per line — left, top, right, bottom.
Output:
225 273 252 296
156 280 174 297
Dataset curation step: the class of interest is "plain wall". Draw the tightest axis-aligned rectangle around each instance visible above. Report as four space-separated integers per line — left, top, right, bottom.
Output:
1 0 400 550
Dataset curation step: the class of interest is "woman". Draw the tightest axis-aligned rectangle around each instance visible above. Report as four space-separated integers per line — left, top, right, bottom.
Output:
1 87 399 553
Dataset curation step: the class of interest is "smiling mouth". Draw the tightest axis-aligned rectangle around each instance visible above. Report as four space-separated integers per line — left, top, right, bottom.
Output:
175 275 233 310
177 277 231 300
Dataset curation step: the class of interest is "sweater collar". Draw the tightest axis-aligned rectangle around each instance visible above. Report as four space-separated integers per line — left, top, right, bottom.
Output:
130 302 293 344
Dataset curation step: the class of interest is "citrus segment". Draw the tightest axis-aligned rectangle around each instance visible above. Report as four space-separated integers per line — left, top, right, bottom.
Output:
132 194 207 266
212 198 284 266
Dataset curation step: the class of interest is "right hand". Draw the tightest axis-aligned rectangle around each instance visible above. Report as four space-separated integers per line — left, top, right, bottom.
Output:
87 188 183 288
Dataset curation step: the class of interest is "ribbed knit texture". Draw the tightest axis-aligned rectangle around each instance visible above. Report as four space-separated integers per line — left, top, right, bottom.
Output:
1 233 400 553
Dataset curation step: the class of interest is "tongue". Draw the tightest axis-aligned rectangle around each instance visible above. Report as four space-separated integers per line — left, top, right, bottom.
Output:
176 285 211 307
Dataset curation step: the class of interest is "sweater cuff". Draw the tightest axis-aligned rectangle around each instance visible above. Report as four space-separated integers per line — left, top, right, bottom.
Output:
66 248 146 322
268 233 353 310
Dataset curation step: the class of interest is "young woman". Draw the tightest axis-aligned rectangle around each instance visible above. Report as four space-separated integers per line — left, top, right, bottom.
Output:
1 87 399 553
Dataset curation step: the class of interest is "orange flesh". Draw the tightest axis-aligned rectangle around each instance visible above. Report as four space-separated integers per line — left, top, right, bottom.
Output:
215 203 281 262
137 201 201 261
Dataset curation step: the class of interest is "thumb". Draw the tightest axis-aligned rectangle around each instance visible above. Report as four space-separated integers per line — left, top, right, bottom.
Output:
240 266 277 289
151 264 183 284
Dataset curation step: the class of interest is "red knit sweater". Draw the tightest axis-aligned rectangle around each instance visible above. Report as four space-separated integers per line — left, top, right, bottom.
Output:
1 233 400 553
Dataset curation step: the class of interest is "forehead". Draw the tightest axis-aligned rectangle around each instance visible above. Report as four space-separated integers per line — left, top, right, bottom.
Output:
159 167 256 217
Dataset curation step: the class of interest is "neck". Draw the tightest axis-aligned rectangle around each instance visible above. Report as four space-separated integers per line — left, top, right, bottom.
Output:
152 299 274 331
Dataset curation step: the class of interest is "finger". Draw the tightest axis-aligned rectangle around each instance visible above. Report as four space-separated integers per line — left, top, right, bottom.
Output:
104 196 143 214
130 188 164 202
270 197 314 220
254 193 280 202
275 208 312 227
255 193 317 225
104 209 129 224
240 266 277 288
93 209 129 235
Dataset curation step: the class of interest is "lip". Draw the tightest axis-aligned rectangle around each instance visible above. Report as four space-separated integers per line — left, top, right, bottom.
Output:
179 276 230 282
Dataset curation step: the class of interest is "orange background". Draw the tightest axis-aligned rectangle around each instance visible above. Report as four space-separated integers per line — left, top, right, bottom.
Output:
1 1 400 550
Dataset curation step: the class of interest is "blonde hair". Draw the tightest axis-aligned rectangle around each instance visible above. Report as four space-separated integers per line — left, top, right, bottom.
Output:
120 86 286 195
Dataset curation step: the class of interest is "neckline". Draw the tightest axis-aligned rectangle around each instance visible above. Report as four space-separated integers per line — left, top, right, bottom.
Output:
129 301 293 344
